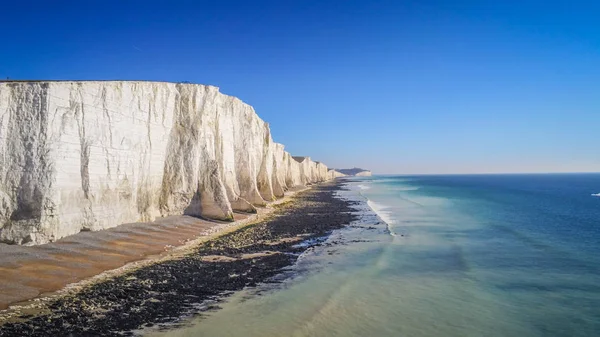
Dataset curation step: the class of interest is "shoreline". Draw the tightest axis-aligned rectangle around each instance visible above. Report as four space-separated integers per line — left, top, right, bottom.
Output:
0 186 308 313
0 180 358 336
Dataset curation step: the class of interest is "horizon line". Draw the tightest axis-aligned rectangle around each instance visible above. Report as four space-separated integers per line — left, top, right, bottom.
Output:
371 171 600 176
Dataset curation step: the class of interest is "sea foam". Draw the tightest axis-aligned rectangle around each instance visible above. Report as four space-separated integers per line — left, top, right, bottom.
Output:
592 193 600 197
366 200 397 236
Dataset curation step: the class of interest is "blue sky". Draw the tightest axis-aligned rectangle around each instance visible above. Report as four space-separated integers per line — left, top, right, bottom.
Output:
2 0 599 173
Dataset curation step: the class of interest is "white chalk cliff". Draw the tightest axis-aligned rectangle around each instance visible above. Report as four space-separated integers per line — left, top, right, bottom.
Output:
336 168 372 176
0 81 345 245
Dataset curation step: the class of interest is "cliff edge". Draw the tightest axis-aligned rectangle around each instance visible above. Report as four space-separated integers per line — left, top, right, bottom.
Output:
0 81 340 245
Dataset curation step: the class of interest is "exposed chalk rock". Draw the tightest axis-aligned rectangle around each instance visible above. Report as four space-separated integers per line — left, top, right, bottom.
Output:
328 169 346 179
0 81 338 245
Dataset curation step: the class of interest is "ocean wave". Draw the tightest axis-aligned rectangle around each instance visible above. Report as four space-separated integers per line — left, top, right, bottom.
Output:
356 184 371 190
592 193 600 197
366 200 397 237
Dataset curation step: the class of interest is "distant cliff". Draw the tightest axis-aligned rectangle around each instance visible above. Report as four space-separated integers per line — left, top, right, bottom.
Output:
327 168 346 178
336 168 372 176
0 81 340 245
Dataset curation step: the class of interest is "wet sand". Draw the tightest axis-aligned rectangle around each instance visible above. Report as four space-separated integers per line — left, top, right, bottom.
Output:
0 181 357 336
0 214 254 311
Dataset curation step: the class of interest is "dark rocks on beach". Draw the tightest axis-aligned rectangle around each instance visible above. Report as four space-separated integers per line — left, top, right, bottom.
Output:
0 182 358 337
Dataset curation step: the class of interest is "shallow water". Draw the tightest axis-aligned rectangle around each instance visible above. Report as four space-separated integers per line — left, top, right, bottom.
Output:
153 174 600 337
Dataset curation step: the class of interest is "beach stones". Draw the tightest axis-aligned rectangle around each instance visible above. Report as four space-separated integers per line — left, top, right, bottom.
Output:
0 182 357 336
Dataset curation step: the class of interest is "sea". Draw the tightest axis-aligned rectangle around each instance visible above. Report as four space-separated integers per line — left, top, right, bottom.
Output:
152 174 600 337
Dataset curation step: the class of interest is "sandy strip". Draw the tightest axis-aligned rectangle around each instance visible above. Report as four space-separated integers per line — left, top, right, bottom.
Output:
0 186 309 316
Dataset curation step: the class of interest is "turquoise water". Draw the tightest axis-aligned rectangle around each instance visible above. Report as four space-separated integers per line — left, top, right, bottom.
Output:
154 174 600 337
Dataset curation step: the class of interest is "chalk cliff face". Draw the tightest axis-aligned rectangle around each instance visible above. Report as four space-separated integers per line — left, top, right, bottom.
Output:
0 81 337 245
328 169 346 179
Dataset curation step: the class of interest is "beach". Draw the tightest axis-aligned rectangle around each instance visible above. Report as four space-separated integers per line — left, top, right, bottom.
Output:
0 180 359 336
150 174 600 337
3 174 598 337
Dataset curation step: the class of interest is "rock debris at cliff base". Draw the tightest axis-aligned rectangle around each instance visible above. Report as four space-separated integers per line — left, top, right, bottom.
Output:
0 181 358 336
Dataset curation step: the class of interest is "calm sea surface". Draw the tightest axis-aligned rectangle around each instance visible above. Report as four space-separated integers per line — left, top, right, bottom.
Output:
153 174 600 337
